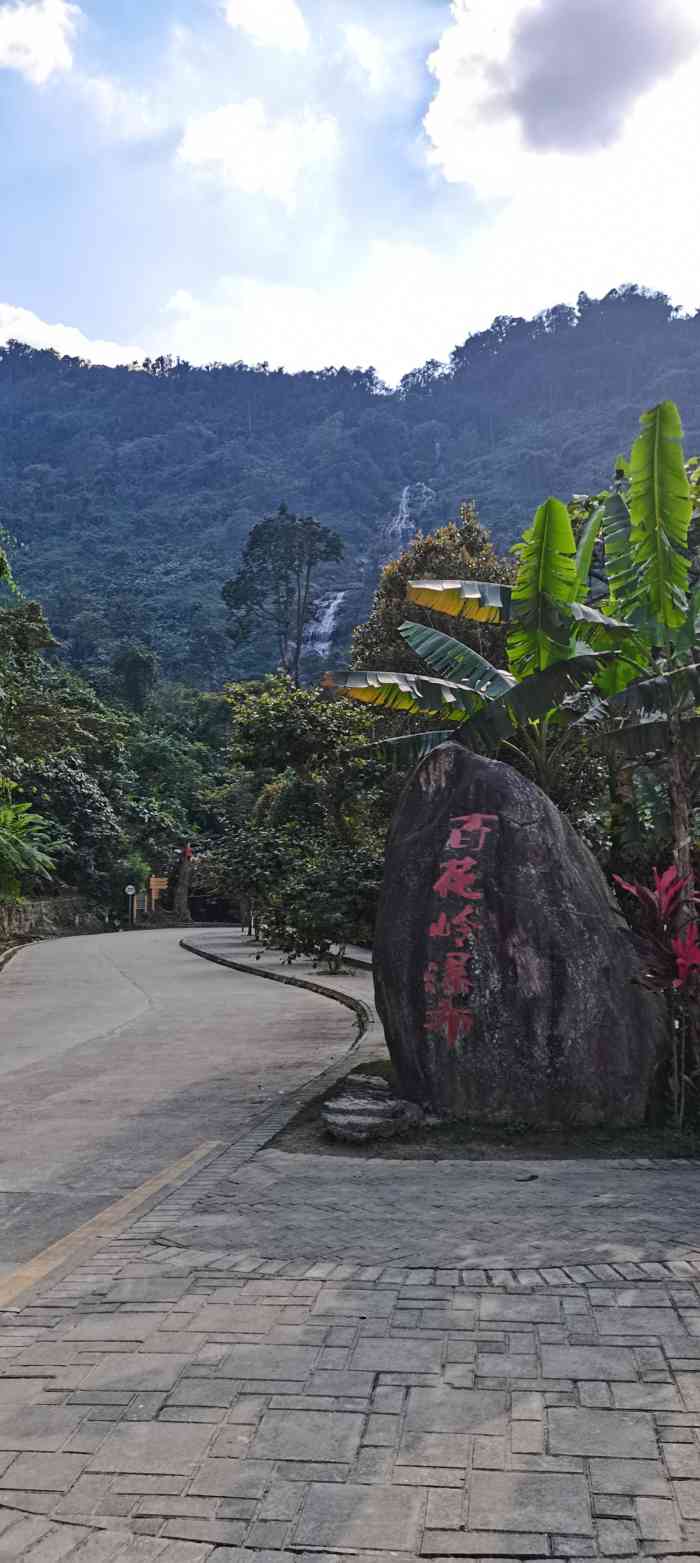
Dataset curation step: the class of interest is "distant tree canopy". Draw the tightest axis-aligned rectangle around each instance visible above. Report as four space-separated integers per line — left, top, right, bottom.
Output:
2 285 700 685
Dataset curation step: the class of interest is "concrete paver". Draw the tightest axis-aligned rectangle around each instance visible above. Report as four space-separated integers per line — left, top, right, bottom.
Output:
1 930 700 1558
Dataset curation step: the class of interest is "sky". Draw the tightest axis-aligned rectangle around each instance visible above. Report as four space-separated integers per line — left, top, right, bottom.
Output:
1 0 699 383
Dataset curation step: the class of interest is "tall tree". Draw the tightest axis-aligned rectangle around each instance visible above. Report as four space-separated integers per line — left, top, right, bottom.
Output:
222 506 343 685
112 644 160 713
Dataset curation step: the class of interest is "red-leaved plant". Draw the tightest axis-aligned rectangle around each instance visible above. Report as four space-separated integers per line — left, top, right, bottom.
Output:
614 866 700 1126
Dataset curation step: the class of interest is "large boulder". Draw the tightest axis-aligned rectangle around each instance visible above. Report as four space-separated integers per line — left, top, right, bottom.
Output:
374 744 663 1126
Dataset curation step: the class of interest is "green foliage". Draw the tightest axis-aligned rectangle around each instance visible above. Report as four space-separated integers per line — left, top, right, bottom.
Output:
263 843 384 967
201 670 397 961
0 779 58 902
226 674 375 776
0 540 232 904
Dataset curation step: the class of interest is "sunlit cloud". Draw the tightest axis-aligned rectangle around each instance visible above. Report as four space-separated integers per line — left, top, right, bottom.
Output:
224 0 309 54
0 302 143 365
0 0 79 84
177 99 339 211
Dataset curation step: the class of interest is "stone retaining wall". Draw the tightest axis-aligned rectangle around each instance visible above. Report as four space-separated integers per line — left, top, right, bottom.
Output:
0 894 102 942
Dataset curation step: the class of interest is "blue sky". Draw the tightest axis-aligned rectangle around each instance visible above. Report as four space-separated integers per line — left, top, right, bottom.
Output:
1 0 699 381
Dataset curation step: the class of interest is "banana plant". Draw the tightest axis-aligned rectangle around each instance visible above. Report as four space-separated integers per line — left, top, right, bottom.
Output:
333 494 638 791
332 617 626 790
409 495 638 684
588 404 697 892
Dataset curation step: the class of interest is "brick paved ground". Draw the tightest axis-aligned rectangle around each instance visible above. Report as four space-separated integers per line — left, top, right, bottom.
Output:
1 944 700 1560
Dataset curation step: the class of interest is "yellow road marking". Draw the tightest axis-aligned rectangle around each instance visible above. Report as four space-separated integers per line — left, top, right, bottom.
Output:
0 1140 224 1308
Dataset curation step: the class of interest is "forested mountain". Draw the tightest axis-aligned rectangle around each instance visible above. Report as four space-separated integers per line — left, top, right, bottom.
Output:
2 284 700 684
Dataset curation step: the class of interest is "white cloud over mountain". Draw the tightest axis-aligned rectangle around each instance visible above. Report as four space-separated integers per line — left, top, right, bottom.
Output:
0 302 142 366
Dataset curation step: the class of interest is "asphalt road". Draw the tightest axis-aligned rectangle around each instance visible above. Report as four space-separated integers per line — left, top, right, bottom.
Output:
0 929 353 1275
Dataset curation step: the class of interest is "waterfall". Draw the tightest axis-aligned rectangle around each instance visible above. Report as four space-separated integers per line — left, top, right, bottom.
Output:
382 482 437 558
386 484 411 540
304 591 347 658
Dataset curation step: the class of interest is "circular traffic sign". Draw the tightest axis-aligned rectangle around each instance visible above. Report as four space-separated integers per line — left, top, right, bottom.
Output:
125 884 136 896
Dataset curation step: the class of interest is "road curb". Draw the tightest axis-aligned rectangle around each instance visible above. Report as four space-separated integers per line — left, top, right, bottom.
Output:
0 944 23 975
180 937 375 1040
4 935 383 1313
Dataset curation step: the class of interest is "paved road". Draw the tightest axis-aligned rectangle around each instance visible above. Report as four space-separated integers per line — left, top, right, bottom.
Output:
0 929 354 1273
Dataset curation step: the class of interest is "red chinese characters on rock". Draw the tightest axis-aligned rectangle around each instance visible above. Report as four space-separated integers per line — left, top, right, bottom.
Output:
423 813 497 1051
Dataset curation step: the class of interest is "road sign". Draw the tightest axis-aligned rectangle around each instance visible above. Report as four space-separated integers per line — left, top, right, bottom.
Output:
125 884 136 897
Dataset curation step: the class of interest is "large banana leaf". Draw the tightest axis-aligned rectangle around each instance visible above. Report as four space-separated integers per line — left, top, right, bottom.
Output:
600 486 635 612
603 713 700 761
604 662 700 720
574 504 603 601
628 400 691 631
362 729 457 769
456 652 619 751
674 587 700 656
333 670 485 722
507 498 578 679
398 621 515 697
566 601 641 667
407 579 513 624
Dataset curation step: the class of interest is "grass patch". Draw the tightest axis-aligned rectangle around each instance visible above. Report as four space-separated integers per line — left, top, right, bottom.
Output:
270 1059 700 1161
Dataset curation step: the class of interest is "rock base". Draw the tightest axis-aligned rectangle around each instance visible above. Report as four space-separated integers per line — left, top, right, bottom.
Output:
322 1073 423 1144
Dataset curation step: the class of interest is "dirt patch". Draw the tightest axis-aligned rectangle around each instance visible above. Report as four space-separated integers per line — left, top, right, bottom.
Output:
271 1060 700 1161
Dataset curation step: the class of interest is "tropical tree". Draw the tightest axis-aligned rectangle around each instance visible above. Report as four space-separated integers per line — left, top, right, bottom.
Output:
333 494 639 796
222 506 343 686
112 644 160 713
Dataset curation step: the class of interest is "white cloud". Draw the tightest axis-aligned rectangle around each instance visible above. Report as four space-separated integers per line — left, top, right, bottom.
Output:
224 0 309 54
177 99 339 211
0 302 143 365
342 23 388 92
425 0 700 198
0 0 79 84
75 72 166 141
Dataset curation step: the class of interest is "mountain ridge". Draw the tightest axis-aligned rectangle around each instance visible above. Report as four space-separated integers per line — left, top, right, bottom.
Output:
2 284 699 683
